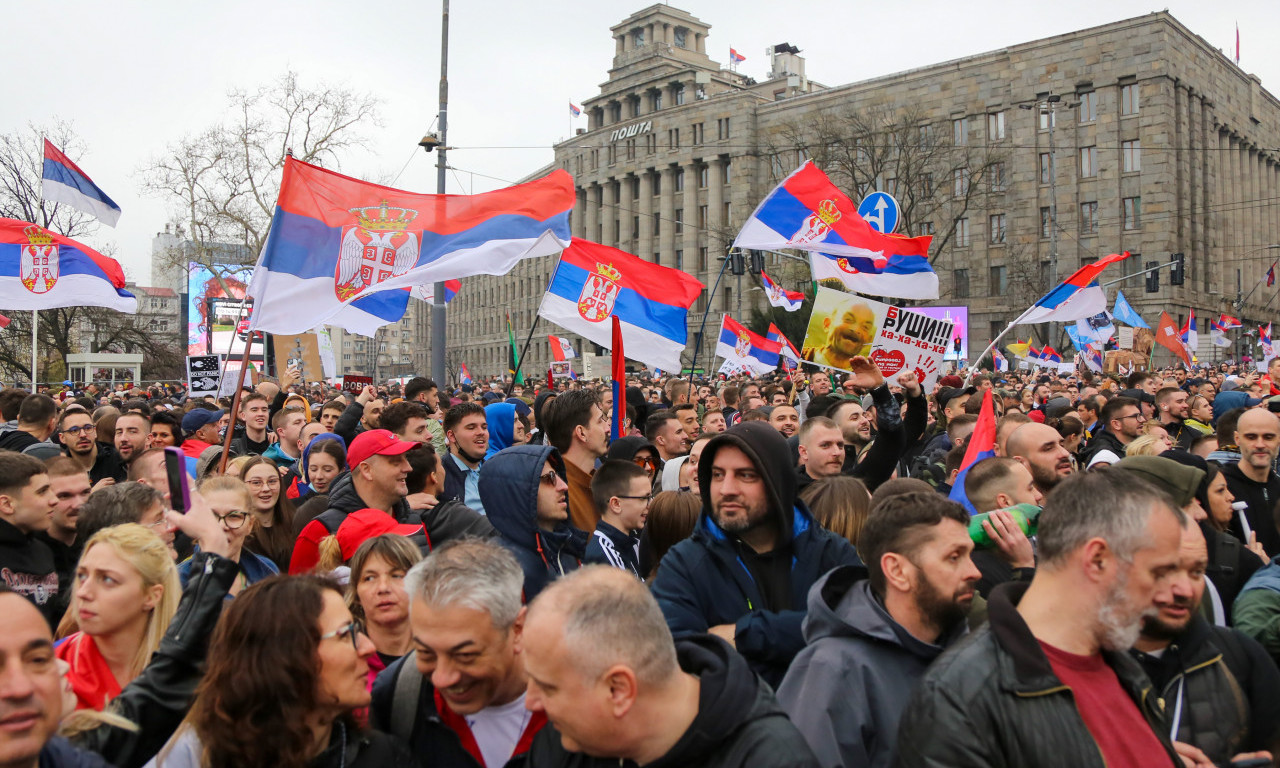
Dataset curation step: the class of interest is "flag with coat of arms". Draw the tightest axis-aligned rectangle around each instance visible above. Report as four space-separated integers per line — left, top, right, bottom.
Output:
0 219 136 313
760 270 804 311
717 316 781 375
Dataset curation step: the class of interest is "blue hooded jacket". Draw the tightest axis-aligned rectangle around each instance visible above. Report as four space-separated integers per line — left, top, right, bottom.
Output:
484 403 518 460
479 444 587 601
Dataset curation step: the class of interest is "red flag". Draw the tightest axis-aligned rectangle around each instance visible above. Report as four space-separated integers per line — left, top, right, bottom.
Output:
611 315 624 441
1156 312 1191 365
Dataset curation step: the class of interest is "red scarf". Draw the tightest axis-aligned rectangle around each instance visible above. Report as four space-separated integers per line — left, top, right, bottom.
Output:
55 632 122 711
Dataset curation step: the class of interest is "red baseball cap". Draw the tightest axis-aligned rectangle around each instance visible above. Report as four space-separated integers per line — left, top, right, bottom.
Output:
336 508 424 561
347 429 417 468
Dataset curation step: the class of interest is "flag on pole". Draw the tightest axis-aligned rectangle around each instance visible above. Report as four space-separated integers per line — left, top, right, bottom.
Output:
760 270 804 311
611 315 624 441
1210 319 1233 347
409 279 461 304
1219 314 1242 329
246 157 572 336
1076 311 1115 345
1268 261 1276 287
1084 345 1105 373
1040 346 1062 364
1027 346 1041 363
506 313 524 385
1156 312 1192 366
569 103 582 117
1261 323 1274 361
1111 290 1150 328
1236 22 1241 65
733 161 937 300
716 316 782 375
1179 310 1198 361
0 219 136 313
537 239 703 372
40 139 122 227
548 334 576 361
992 349 1008 371
766 323 801 369
1014 252 1130 325
948 389 997 514
729 47 746 63
1006 340 1030 358
459 363 473 386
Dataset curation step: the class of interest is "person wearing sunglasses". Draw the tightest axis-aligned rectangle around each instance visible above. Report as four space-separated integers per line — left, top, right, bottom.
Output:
583 461 650 580
480 444 586 601
177 477 278 597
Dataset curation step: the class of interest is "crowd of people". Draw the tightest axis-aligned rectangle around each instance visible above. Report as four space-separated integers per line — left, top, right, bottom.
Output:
4 354 1280 767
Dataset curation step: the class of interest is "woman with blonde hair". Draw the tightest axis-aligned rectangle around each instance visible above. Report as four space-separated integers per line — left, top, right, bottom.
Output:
56 523 181 711
177 476 279 596
1125 434 1168 457
800 476 872 546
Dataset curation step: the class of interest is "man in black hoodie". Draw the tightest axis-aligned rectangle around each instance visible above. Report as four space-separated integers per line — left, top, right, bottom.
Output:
523 566 820 768
650 421 861 687
0 450 60 627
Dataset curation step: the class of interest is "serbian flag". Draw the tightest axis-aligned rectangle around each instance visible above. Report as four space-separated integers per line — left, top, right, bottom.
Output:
569 103 582 117
766 323 801 369
1219 314 1242 329
717 316 781 375
247 157 572 336
1027 345 1041 362
538 239 703 372
1261 323 1274 361
459 363 473 386
40 140 121 227
1085 345 1105 373
0 219 136 313
760 270 803 311
548 334 576 361
1156 312 1192 366
1179 310 1198 360
1015 252 1130 325
1268 261 1276 288
1040 346 1062 364
1211 319 1233 348
949 389 997 514
992 349 1008 371
729 48 746 63
409 279 461 304
611 315 624 441
734 161 937 300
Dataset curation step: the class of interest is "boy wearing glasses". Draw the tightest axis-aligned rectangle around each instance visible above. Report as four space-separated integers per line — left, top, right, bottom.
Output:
584 460 649 579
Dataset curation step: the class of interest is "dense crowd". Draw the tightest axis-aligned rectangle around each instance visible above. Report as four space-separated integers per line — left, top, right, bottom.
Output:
3 355 1280 767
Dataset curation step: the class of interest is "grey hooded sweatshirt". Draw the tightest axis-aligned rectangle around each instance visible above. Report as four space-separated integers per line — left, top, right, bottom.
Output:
776 565 967 768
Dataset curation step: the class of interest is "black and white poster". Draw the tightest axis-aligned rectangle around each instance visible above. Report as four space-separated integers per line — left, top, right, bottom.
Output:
187 355 222 398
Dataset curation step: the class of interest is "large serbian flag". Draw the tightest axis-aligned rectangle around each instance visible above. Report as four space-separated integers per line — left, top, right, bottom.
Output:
1014 252 1130 325
41 140 122 227
734 161 937 300
247 157 573 336
538 239 703 372
716 316 781 375
0 219 135 313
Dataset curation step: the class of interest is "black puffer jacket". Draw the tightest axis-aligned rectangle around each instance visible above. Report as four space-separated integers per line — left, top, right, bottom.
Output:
894 581 1181 768
70 551 238 768
526 635 820 768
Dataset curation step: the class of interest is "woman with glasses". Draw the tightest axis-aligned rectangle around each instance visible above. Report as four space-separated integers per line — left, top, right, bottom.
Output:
238 455 296 571
56 524 181 711
177 477 278 596
150 576 410 768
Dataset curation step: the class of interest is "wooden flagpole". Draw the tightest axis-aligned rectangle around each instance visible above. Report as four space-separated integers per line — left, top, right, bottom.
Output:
217 331 256 474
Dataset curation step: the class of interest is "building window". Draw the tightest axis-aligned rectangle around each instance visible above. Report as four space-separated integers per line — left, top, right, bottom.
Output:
953 168 969 196
954 269 970 298
652 252 661 264
1039 153 1051 184
1038 108 1056 130
607 144 616 165
673 27 687 48
692 122 704 145
770 154 785 179
613 219 620 241
631 177 640 199
952 117 968 146
674 209 683 234
668 128 680 149
675 249 683 270
652 214 660 236
954 218 970 247
626 138 635 160
1079 146 1097 178
674 86 685 106
698 247 708 271
721 161 731 185
632 216 640 238
646 134 657 154
921 173 934 196
1121 83 1140 115
717 117 730 139
989 214 1007 244
698 205 708 229
723 201 731 226
1080 201 1099 234
919 123 935 147
698 165 709 188
990 265 1008 294
651 91 662 111
652 173 661 195
989 163 1007 192
1122 140 1141 172
1040 207 1052 238
919 221 935 236
1123 197 1142 230
1078 92 1097 123
675 169 684 191
987 111 1006 141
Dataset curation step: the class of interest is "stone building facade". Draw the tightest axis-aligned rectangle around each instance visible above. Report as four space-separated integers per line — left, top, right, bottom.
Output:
446 5 1280 377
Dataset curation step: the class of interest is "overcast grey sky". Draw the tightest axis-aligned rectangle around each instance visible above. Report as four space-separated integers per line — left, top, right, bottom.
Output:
5 0 1275 285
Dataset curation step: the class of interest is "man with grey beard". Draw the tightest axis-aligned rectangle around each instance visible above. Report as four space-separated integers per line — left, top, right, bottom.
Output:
896 470 1186 767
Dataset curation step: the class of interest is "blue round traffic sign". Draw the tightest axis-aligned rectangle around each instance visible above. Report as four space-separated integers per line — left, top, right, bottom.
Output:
858 191 900 234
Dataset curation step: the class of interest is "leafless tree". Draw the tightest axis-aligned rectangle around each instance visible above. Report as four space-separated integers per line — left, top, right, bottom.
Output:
0 121 98 238
139 70 381 294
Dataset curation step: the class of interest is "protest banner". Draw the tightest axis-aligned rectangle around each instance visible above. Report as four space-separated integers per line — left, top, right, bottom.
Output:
800 286 953 389
270 333 324 383
550 361 576 379
342 374 373 394
186 355 221 398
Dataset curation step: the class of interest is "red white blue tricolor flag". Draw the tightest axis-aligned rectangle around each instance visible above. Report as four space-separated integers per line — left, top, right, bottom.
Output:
767 323 801 369
729 48 746 63
247 157 572 336
760 270 804 311
409 279 460 304
538 239 703 372
734 161 937 300
458 363 473 385
0 218 135 313
948 389 997 514
1015 252 1130 325
1211 319 1233 348
717 316 781 375
1179 309 1198 359
548 333 576 361
569 103 582 117
40 140 121 227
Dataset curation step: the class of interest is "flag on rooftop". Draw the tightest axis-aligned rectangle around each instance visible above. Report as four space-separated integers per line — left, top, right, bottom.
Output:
729 47 746 63
569 103 582 117
40 139 122 227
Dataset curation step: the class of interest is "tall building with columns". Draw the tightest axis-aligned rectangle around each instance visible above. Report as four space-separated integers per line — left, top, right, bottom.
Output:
442 5 1280 379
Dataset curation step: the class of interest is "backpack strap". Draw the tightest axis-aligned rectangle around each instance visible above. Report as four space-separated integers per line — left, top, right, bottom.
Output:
390 656 424 745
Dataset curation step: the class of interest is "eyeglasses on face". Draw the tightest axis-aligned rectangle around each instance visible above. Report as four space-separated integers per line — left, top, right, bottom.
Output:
633 456 658 471
245 477 281 488
615 494 653 504
213 510 251 529
539 469 561 487
319 620 363 653
61 425 93 436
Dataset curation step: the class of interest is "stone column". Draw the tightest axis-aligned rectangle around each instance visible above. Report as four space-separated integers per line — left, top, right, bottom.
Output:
658 165 675 268
638 170 654 260
572 187 586 239
681 162 699 272
584 183 599 246
706 156 724 275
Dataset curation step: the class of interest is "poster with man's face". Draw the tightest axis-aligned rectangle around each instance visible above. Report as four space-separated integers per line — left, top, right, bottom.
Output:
800 286 954 389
